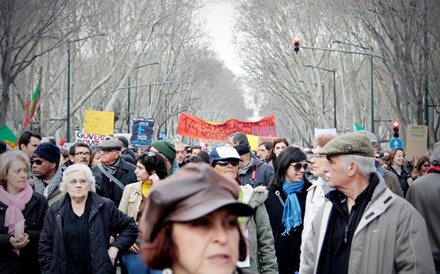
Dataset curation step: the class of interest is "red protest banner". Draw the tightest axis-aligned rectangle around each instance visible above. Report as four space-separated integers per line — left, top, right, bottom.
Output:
177 113 277 142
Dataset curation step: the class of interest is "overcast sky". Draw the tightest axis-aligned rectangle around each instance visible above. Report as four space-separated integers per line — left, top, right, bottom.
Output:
203 1 245 76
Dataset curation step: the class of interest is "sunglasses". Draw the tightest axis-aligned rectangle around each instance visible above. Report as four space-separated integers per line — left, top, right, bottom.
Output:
216 160 240 167
291 163 308 171
31 159 44 165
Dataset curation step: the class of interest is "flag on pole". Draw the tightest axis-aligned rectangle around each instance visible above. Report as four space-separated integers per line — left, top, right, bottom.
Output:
0 125 18 148
23 83 41 128
353 122 365 132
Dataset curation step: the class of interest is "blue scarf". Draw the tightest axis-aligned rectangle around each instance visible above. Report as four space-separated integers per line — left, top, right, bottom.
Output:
281 178 305 236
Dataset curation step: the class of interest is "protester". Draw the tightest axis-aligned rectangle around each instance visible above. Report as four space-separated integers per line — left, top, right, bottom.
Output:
149 140 179 175
302 134 335 243
173 142 186 167
59 148 69 168
411 156 430 180
387 148 413 196
0 150 48 274
68 142 91 166
39 163 137 274
18 131 41 159
272 138 289 158
210 146 278 273
92 139 137 207
190 145 202 156
118 152 168 274
0 140 7 154
235 144 274 187
32 143 64 205
116 136 136 165
257 141 274 165
300 132 434 273
139 164 254 274
264 146 311 274
89 146 101 167
407 141 440 273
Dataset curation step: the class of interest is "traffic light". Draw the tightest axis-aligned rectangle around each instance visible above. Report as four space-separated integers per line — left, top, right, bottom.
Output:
293 37 300 54
392 120 399 138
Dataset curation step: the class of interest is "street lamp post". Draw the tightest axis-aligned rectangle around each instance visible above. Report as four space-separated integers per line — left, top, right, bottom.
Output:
332 40 375 133
66 33 106 142
127 62 160 133
305 65 337 129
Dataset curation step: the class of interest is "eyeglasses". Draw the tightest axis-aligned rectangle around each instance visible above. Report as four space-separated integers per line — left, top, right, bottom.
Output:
216 160 240 167
423 164 430 167
31 159 44 166
146 152 157 158
290 163 308 171
74 152 90 157
68 179 88 185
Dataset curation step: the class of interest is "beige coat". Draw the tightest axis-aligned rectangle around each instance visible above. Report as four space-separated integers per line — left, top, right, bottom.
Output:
118 181 143 220
300 177 435 274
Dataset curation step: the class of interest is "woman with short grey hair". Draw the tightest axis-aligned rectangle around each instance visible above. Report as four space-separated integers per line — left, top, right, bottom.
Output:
39 163 137 274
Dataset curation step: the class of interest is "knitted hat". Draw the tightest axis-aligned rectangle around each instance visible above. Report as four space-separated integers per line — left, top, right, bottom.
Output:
33 142 61 166
234 144 250 156
318 132 375 158
151 140 176 162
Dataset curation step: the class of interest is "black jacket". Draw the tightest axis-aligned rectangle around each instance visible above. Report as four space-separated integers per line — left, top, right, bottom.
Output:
239 156 274 187
38 192 137 274
0 192 48 274
264 180 311 274
92 158 137 207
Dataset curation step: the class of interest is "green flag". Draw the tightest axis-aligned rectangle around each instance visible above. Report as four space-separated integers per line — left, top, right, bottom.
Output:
0 125 18 148
353 122 365 132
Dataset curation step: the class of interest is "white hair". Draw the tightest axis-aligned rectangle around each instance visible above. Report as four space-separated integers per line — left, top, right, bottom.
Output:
339 154 376 177
59 163 96 193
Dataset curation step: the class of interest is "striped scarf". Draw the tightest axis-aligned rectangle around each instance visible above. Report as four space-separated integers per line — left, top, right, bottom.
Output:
33 168 63 198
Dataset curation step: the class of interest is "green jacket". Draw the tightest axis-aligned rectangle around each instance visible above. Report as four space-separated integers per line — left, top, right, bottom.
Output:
241 185 278 274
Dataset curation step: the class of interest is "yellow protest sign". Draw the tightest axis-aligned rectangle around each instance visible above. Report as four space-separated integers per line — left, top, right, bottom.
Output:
405 124 428 160
84 110 114 135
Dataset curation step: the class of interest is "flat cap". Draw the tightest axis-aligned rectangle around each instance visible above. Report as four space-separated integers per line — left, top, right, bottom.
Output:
143 163 253 242
98 139 122 150
318 132 375 158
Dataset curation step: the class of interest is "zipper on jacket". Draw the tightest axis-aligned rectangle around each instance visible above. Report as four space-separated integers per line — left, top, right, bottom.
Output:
344 208 356 244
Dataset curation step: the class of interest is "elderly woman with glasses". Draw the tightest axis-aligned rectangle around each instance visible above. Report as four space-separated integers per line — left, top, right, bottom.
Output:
0 150 48 274
264 146 311 274
39 163 137 274
209 146 278 274
140 164 254 274
118 152 168 274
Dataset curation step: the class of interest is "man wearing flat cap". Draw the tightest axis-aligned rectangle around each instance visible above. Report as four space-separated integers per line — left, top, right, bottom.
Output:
92 139 137 207
32 142 65 205
300 132 434 274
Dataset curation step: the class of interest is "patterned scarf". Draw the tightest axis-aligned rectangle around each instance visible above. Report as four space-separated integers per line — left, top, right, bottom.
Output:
281 178 305 236
0 183 33 254
33 168 63 198
102 157 121 175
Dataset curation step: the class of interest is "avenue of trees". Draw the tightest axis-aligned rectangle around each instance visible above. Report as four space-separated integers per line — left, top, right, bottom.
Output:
234 0 440 147
1 0 251 142
1 0 439 148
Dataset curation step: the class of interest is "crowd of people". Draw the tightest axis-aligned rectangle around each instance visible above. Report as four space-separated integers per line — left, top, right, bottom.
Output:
0 129 438 274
